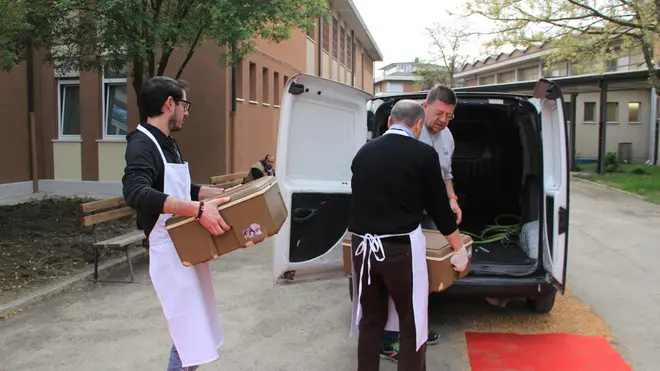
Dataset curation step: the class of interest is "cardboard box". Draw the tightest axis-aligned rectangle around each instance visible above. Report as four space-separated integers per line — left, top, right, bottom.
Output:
424 229 473 293
341 230 473 292
165 176 287 266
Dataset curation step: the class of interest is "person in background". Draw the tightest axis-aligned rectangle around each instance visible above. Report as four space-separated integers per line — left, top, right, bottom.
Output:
348 99 468 371
242 154 276 184
122 76 230 371
380 84 462 362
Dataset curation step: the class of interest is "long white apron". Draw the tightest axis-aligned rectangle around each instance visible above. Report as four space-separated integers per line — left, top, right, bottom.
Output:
349 127 430 352
137 125 223 367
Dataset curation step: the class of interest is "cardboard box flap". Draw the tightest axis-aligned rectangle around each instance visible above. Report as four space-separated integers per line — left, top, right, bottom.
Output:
166 176 277 230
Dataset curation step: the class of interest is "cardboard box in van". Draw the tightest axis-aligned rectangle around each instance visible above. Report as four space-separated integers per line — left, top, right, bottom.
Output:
165 176 287 266
341 229 473 292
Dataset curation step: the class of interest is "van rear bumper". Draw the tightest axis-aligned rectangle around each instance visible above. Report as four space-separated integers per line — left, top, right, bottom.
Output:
442 275 556 298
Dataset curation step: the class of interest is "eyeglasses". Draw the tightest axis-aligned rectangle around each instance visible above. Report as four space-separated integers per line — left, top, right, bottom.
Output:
176 99 192 112
435 111 454 121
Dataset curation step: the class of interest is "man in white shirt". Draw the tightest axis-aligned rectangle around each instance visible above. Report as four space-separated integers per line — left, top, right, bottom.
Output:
418 84 462 227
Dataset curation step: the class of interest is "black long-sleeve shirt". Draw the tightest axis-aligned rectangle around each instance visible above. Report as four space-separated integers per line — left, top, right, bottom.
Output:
348 133 458 237
122 124 201 238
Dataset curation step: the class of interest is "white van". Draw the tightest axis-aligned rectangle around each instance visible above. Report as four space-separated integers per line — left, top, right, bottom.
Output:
272 73 569 313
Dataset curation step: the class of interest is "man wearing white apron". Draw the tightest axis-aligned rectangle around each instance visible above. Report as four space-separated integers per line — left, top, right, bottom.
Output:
347 100 468 371
380 84 463 361
123 77 231 370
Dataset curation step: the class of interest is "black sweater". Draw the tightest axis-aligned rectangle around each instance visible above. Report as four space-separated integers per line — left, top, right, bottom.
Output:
348 133 458 236
121 124 201 238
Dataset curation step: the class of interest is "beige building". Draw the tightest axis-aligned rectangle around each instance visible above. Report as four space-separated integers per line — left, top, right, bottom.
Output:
454 44 659 165
0 0 383 198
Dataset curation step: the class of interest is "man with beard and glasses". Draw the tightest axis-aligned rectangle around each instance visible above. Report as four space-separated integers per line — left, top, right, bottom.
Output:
122 76 230 371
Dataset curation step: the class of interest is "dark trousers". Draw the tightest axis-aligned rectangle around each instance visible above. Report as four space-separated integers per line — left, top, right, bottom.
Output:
352 236 427 371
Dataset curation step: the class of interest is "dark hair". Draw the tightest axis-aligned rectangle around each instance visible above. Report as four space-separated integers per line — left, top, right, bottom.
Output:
138 76 189 119
390 99 426 128
426 84 457 106
264 154 274 161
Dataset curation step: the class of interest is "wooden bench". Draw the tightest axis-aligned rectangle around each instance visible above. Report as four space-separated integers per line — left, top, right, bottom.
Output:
209 171 248 189
80 197 146 283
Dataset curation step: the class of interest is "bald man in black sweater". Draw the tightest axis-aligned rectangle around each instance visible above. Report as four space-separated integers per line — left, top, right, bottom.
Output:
347 100 468 371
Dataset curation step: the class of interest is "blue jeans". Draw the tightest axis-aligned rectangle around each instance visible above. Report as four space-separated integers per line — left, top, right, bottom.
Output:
167 344 199 371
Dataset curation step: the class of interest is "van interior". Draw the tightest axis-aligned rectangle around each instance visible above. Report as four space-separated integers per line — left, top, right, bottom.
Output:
370 95 543 275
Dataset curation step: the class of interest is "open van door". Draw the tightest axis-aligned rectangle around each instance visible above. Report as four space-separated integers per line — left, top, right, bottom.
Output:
272 73 373 285
531 79 570 294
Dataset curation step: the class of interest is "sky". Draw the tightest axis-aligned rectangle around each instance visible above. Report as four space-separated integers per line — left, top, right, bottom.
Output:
350 0 504 74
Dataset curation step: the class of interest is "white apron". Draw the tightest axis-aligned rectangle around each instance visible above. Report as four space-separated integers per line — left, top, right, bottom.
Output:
349 127 430 352
138 125 224 367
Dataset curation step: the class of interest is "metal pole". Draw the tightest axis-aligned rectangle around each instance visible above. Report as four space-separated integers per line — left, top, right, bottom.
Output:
596 79 608 174
570 93 578 171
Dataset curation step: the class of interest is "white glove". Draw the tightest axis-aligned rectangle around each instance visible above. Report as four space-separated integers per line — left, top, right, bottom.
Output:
450 246 469 272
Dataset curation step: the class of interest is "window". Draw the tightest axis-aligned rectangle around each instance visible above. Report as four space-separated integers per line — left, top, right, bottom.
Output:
58 80 81 137
347 34 353 70
306 18 316 40
340 26 346 65
322 17 330 52
284 75 289 88
274 72 280 106
518 66 538 81
103 66 128 137
607 102 619 122
498 71 516 83
386 82 404 93
584 102 596 122
628 102 641 122
262 67 269 104
249 62 257 101
237 61 244 99
332 17 338 59
479 75 495 85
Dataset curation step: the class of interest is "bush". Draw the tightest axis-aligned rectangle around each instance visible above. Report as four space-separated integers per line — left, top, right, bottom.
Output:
605 152 619 173
632 167 648 175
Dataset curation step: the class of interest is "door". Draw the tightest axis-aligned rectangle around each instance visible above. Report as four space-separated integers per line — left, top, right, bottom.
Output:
531 79 570 293
273 73 373 285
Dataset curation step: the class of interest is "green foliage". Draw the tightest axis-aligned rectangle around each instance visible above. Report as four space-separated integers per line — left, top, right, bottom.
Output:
0 0 32 70
605 151 619 173
423 23 472 87
455 0 660 89
1 0 328 102
413 57 448 90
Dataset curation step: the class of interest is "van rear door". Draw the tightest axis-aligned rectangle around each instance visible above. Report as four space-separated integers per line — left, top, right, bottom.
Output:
272 73 373 285
531 79 570 293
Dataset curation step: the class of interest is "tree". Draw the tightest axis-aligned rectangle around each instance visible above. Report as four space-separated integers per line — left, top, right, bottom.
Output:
7 0 327 119
454 0 660 91
424 23 472 87
412 57 448 90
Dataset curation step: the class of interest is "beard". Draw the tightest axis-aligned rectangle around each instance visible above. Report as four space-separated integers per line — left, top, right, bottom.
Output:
168 111 182 133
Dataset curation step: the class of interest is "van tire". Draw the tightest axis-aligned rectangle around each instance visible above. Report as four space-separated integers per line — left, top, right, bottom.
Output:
527 290 557 313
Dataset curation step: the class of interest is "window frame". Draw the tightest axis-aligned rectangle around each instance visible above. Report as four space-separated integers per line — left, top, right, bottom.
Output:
57 79 82 140
101 73 129 140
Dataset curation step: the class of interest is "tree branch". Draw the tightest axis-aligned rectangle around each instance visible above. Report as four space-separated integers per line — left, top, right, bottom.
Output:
175 25 205 79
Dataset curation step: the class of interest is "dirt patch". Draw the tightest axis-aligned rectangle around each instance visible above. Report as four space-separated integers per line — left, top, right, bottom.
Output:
0 196 139 300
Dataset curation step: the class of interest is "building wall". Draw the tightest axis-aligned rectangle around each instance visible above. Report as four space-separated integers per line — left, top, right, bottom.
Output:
565 89 653 162
0 8 379 191
374 80 417 94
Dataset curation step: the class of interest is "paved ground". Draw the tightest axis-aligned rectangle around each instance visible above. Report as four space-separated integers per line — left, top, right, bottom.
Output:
0 180 658 371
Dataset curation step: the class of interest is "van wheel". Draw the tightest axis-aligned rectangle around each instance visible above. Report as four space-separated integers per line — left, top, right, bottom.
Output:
527 290 557 314
348 277 353 302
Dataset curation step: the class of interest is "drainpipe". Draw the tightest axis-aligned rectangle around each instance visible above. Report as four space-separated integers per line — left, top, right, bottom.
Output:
229 39 237 174
649 87 657 164
351 30 356 86
26 16 39 193
317 17 322 76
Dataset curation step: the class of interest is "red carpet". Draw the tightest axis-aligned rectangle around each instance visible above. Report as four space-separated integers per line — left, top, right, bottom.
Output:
465 332 631 371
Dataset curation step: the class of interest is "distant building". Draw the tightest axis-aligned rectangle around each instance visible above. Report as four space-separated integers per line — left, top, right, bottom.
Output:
454 42 660 164
374 62 418 94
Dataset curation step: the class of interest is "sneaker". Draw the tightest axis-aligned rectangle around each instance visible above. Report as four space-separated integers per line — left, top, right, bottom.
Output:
427 330 439 345
380 341 399 363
